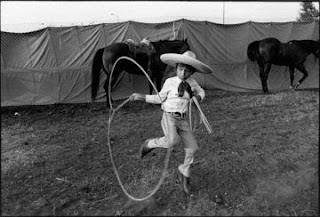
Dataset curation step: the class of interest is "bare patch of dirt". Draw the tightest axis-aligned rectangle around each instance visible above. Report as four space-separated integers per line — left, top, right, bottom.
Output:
1 89 318 216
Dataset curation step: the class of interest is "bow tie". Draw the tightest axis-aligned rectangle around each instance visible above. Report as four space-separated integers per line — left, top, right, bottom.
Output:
178 81 193 97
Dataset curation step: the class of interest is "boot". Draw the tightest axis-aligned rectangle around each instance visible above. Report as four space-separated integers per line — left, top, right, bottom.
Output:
178 171 191 194
139 140 154 158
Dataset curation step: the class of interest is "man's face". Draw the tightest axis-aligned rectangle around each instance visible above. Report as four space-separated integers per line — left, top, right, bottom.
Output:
176 63 195 80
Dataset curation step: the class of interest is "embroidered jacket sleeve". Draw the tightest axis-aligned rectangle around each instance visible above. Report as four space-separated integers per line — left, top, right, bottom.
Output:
145 76 205 113
145 79 171 104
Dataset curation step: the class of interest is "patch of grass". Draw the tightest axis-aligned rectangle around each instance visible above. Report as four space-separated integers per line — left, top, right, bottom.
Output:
1 89 319 216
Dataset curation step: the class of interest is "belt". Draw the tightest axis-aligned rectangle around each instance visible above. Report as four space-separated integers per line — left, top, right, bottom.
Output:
167 112 187 118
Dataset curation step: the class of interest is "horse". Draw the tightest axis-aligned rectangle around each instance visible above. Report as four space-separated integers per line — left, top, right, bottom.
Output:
247 37 319 93
91 39 189 107
148 39 190 92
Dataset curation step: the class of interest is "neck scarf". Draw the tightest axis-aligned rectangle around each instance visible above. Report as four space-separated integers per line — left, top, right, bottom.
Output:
178 80 193 97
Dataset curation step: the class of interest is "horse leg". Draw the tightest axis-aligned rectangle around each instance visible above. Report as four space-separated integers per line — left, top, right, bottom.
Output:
147 57 154 94
294 64 308 89
289 65 295 90
155 70 163 93
151 77 156 95
110 68 122 89
103 76 111 108
263 63 272 93
103 61 115 108
259 64 269 93
105 67 125 108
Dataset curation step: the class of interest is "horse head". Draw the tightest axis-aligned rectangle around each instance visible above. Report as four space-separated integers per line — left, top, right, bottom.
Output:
177 39 189 53
312 40 320 58
290 39 320 58
153 39 189 54
178 39 190 53
302 40 320 58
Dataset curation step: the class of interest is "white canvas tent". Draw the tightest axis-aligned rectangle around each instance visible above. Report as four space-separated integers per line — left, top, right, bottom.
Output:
1 19 319 106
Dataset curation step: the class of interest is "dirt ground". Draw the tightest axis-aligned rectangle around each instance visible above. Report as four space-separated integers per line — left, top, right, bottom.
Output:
1 88 319 216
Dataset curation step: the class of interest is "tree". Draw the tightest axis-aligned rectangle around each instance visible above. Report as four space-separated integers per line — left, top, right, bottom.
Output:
297 1 319 22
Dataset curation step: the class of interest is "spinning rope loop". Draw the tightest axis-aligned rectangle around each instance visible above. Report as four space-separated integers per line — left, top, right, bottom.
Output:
107 56 170 202
106 56 212 202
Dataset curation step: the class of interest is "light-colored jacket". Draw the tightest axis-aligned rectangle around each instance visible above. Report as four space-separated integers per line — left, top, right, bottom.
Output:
145 76 205 113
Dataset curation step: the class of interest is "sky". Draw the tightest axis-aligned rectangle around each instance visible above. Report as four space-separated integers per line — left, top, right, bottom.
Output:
1 1 319 32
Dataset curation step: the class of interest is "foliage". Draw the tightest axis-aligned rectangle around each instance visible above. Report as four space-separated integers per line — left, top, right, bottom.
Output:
297 1 319 22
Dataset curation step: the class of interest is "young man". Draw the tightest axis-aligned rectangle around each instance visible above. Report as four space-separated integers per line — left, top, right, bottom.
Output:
129 50 213 194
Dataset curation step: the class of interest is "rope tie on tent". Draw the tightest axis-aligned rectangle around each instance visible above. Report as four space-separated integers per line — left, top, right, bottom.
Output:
106 56 212 202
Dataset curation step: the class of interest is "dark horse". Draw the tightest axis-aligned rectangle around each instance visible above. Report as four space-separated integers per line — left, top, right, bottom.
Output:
247 37 319 93
91 39 189 107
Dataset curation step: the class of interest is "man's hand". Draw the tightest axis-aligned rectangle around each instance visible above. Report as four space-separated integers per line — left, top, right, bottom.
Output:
194 95 202 102
129 93 145 101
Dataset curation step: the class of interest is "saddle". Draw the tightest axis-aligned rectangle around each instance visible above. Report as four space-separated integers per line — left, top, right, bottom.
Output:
124 40 156 60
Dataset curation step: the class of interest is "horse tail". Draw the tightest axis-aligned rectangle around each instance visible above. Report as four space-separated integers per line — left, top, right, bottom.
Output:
247 41 260 62
91 48 104 100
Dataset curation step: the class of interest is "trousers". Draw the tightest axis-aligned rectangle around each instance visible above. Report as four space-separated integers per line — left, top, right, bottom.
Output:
146 112 199 177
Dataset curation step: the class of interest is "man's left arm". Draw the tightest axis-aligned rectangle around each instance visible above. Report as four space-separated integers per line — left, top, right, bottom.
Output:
191 79 205 102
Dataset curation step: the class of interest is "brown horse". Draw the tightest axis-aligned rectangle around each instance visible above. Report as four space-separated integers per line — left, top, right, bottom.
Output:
247 37 319 93
91 39 189 107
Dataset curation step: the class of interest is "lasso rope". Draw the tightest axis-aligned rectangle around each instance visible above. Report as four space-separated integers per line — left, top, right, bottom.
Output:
192 96 213 134
107 56 171 202
106 56 212 202
189 98 201 131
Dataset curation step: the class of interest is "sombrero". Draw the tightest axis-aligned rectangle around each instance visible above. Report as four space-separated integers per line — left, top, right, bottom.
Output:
160 51 213 74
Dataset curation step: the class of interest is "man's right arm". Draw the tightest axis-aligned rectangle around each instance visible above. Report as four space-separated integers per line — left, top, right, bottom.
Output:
145 79 171 104
130 93 146 101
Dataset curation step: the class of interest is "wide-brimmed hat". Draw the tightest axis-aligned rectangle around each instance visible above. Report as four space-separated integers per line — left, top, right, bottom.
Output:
160 51 213 74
